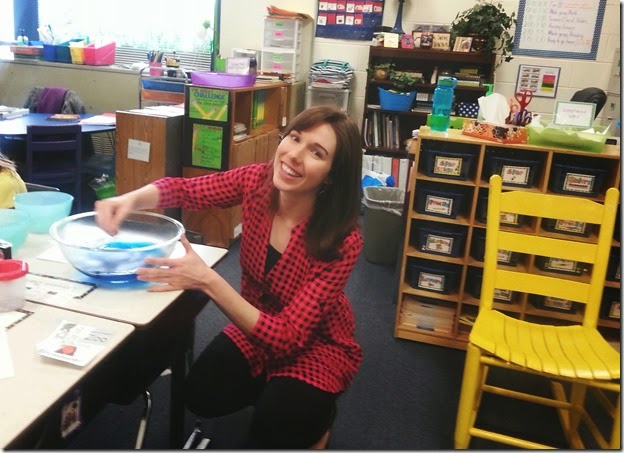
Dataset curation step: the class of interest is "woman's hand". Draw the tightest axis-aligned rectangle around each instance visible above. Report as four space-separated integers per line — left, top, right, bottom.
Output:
136 235 215 292
94 185 160 235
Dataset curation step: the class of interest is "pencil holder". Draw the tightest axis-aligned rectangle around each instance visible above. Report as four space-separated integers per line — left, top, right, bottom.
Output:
149 62 162 76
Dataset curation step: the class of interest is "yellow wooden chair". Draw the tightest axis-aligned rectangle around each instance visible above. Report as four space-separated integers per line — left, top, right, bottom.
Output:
454 174 620 449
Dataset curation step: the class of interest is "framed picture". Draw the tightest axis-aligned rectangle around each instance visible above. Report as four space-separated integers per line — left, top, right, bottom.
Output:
515 64 561 98
432 32 451 51
412 24 431 48
453 36 473 52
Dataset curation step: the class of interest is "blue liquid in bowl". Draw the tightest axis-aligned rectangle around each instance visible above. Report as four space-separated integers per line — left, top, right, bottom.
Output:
99 241 156 250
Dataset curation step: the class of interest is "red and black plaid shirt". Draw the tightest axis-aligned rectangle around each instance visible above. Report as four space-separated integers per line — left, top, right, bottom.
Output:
154 163 363 393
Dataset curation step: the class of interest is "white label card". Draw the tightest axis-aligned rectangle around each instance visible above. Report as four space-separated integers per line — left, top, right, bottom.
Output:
128 138 150 162
553 101 595 128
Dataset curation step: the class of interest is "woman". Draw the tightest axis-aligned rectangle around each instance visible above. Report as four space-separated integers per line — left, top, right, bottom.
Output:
0 153 26 208
94 106 364 448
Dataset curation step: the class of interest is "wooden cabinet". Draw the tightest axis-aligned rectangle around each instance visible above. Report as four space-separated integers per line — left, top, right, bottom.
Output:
362 47 495 155
182 82 288 247
395 128 621 350
115 110 183 220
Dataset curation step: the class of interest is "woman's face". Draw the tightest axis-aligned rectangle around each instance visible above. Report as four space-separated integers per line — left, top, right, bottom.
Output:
272 122 337 196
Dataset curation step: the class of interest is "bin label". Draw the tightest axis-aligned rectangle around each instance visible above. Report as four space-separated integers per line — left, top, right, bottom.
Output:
501 165 530 185
545 258 579 273
497 250 513 264
608 301 621 319
434 156 462 177
424 234 453 255
500 212 519 225
554 219 587 234
494 288 513 302
417 272 445 292
563 173 594 193
543 296 573 311
425 195 452 216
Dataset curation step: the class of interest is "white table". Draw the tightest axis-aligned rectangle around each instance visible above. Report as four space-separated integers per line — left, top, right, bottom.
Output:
0 302 134 448
11 232 229 447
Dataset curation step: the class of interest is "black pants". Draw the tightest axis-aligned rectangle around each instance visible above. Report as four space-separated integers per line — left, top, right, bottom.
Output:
184 332 338 448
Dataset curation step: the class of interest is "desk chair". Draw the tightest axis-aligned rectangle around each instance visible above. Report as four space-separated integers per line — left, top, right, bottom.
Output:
571 87 607 119
26 125 82 213
25 182 60 192
454 175 620 449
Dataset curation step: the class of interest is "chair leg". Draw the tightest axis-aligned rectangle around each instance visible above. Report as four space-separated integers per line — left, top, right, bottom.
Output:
134 390 152 449
610 396 620 449
310 429 330 449
454 343 484 449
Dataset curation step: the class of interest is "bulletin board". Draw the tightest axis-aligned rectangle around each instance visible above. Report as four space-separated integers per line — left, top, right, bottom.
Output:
315 0 384 41
191 123 226 170
513 0 606 60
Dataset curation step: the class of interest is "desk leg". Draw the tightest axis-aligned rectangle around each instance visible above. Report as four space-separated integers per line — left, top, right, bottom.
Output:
170 323 194 448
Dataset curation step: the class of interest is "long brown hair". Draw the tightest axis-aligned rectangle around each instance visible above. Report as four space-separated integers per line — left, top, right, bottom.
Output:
0 154 17 173
269 106 363 261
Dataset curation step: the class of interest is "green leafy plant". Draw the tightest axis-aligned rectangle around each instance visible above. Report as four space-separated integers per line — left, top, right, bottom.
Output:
450 0 517 67
367 61 395 81
389 70 421 92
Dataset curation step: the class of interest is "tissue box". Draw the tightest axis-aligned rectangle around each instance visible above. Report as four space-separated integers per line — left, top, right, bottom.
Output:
461 120 528 144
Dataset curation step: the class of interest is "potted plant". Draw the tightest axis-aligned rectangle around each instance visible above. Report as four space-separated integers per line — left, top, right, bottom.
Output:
368 61 394 81
450 0 517 67
378 70 420 111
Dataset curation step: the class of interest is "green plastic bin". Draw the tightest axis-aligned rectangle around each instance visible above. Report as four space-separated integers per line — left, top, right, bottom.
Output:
362 186 405 265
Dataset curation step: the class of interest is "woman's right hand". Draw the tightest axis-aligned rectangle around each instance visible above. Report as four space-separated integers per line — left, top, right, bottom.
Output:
94 195 135 236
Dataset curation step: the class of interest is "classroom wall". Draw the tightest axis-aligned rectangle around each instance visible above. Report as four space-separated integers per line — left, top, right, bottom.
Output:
0 0 619 130
222 0 621 127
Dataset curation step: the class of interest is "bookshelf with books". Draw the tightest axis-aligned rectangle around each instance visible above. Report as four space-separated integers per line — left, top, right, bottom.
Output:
362 46 496 158
182 82 289 247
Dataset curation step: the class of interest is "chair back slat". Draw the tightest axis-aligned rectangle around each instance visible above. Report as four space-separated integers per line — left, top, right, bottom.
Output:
494 269 590 303
498 231 599 263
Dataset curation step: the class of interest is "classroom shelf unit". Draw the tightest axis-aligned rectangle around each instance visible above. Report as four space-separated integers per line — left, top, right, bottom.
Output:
181 81 289 248
362 46 495 157
395 128 621 350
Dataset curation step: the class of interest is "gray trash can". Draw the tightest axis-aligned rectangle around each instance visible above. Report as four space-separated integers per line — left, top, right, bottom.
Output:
362 186 405 265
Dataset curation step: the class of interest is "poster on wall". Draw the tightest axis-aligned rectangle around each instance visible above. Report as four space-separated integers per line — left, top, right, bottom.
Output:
188 87 229 122
191 123 225 170
515 64 561 98
513 0 606 60
315 0 384 41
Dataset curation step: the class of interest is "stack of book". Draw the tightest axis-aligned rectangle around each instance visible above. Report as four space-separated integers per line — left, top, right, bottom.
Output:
399 296 456 334
233 122 247 142
454 72 482 87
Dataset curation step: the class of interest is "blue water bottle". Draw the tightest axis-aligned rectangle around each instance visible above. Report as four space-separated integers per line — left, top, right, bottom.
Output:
430 77 457 132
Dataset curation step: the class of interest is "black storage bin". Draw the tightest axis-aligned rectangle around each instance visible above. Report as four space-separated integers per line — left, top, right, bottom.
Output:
415 181 467 219
542 218 592 237
410 260 460 295
600 287 621 320
421 147 476 181
549 162 608 197
470 228 521 266
465 267 516 303
606 247 621 282
531 295 578 313
483 153 542 188
476 190 525 227
415 222 467 257
535 256 586 275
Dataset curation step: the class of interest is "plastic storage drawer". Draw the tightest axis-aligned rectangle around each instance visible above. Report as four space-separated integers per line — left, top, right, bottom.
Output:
483 154 542 188
531 295 578 313
305 86 350 111
476 191 524 226
600 287 621 320
261 49 297 74
549 163 608 197
470 228 521 266
410 260 460 295
542 218 592 237
264 17 300 48
415 222 467 257
535 256 586 275
421 147 475 181
466 267 516 303
415 182 467 219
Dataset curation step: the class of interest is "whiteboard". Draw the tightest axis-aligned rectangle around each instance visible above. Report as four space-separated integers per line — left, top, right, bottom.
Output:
513 0 606 60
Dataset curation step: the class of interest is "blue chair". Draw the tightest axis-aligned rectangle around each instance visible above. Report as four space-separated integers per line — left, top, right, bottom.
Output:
26 124 82 212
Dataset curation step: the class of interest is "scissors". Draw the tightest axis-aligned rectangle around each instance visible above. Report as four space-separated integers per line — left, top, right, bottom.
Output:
514 89 533 112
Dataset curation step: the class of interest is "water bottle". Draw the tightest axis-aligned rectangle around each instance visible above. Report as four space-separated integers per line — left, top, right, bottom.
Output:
430 77 457 132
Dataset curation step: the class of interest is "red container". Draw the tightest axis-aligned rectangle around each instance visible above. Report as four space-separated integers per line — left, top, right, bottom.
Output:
84 42 116 66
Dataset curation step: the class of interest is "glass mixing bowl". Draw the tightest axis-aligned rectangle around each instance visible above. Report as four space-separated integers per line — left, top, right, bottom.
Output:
49 211 184 284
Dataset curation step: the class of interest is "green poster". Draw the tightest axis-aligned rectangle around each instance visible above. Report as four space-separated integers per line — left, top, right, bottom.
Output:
188 87 229 122
192 123 223 169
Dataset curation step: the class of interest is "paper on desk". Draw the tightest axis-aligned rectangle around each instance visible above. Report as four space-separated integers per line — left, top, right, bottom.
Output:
79 114 116 126
0 328 15 380
36 320 112 367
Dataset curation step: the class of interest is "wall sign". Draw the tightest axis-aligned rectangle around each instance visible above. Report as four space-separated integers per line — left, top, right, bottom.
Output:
513 0 606 60
515 64 560 98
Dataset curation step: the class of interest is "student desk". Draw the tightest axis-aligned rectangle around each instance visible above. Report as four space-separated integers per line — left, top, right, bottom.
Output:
0 113 116 137
1 302 135 449
10 233 228 448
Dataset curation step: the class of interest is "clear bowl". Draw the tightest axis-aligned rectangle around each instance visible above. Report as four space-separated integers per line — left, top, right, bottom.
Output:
49 211 184 284
13 191 74 233
0 209 30 251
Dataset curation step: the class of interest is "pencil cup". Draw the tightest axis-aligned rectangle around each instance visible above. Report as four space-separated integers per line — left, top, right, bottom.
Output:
149 62 162 76
0 260 28 312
